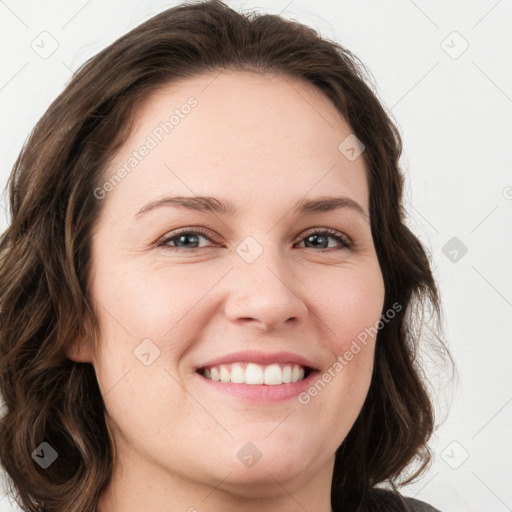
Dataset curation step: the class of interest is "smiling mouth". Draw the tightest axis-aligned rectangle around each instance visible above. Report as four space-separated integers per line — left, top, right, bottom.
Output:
197 362 313 385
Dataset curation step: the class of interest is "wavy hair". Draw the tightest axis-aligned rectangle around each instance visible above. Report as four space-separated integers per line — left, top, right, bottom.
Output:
0 1 455 511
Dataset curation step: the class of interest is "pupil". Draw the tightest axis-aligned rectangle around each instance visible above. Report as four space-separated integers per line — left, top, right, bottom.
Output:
307 234 327 248
178 234 198 247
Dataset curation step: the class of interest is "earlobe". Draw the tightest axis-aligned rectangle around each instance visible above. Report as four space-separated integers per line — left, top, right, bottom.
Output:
66 321 96 363
66 337 94 363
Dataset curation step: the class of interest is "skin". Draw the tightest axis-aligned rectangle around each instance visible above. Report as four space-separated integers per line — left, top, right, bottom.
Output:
68 70 386 512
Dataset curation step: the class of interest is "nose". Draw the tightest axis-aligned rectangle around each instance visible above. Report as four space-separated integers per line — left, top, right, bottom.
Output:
224 244 308 332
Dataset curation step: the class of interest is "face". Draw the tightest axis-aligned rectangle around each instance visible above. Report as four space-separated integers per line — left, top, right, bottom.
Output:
71 71 385 503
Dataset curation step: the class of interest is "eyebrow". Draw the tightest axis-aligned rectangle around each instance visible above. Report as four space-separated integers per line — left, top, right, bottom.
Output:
135 195 369 221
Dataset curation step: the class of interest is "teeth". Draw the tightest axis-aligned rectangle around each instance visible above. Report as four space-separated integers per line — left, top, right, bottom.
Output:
200 362 308 385
245 363 263 384
230 363 245 383
219 365 230 382
264 364 281 385
292 365 304 383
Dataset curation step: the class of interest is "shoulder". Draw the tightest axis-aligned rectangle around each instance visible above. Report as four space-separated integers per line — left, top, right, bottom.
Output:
402 495 442 512
357 487 443 512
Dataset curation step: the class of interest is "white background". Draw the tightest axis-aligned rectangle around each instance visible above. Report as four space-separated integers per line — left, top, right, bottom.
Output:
0 1 511 511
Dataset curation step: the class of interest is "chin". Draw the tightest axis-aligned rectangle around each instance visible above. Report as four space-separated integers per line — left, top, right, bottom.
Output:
216 458 308 497
222 437 314 485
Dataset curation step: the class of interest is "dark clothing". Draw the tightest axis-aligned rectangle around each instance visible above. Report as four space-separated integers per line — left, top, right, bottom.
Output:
403 495 441 512
332 487 442 511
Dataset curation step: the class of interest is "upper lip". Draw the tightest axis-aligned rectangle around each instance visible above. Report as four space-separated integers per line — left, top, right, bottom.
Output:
194 350 319 371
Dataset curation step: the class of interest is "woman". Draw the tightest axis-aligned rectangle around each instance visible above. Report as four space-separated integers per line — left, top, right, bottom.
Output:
0 1 453 511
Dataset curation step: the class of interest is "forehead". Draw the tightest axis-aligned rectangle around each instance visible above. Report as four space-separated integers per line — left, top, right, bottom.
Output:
101 70 369 217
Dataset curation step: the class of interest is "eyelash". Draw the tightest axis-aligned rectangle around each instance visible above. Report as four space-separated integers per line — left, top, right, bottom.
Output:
157 227 353 252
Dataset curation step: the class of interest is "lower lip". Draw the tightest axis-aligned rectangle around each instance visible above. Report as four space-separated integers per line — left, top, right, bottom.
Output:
194 370 319 402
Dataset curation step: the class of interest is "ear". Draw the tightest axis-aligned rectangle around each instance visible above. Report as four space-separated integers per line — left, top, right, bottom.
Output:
66 337 94 363
65 320 95 363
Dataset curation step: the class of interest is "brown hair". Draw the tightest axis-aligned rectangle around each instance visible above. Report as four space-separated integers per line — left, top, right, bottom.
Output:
0 1 454 511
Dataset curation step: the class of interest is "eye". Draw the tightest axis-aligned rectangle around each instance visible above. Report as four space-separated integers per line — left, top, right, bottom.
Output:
295 228 352 250
157 227 353 251
157 227 216 250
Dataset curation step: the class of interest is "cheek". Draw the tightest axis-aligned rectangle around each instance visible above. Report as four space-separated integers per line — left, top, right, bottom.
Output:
92 255 385 368
302 262 384 409
89 258 226 394
309 261 385 351
91 255 209 341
